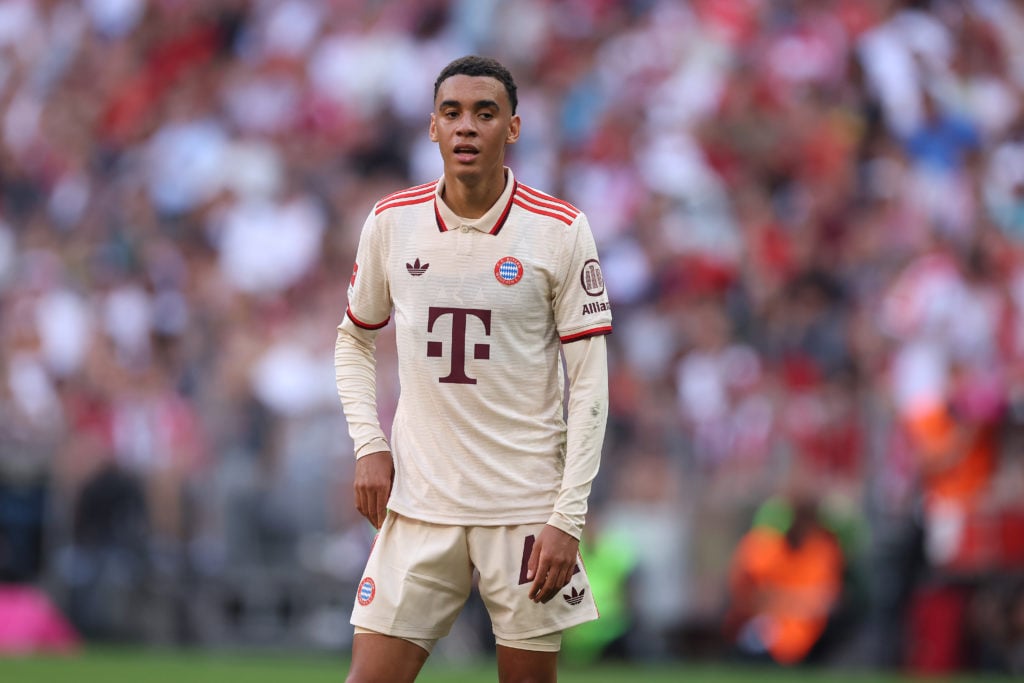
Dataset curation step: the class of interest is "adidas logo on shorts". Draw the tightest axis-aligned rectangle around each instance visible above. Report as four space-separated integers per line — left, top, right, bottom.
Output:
563 586 585 606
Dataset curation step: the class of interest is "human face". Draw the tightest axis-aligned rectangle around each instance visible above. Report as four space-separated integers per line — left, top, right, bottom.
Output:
429 74 520 185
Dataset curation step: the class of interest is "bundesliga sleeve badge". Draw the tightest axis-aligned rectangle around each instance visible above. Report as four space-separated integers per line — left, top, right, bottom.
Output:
494 256 524 286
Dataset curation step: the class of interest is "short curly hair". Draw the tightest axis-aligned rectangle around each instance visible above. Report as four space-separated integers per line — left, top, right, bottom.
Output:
433 55 518 114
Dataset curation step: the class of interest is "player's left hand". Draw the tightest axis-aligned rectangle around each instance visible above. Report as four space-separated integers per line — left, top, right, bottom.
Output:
527 524 580 604
353 450 394 529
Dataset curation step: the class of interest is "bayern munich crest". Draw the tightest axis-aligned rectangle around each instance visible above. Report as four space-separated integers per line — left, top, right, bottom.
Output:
494 256 524 286
357 577 376 606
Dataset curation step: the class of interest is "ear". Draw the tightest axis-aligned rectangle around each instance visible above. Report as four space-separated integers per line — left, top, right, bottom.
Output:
429 113 438 142
506 114 521 144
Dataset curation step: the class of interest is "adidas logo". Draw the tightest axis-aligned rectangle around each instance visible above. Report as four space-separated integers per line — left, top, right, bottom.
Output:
406 258 429 276
563 586 585 606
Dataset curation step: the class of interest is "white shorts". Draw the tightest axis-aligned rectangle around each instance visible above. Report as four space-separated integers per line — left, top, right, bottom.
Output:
350 513 599 652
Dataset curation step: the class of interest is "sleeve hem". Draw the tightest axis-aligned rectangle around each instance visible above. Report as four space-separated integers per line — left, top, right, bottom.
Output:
347 307 390 330
355 438 391 459
545 512 583 540
560 326 612 343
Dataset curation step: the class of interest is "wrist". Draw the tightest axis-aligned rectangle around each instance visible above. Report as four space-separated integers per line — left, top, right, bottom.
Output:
355 438 391 459
545 513 583 540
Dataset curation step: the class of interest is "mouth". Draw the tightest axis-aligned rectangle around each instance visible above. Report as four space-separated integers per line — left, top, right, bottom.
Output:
453 144 479 162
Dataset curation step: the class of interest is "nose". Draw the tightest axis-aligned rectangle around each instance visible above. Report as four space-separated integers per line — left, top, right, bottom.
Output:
455 112 477 136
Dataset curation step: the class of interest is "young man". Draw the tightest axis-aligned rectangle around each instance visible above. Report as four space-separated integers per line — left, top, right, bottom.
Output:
335 55 612 682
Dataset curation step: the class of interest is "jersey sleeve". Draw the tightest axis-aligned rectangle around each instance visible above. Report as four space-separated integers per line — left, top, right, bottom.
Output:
336 208 392 459
342 209 392 332
335 323 390 459
552 213 612 343
547 334 608 539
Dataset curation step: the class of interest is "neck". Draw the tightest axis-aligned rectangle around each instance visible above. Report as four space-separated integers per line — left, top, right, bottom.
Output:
442 167 507 219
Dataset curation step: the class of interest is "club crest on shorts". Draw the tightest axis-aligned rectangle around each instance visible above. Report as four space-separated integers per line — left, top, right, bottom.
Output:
494 256 524 286
357 577 376 606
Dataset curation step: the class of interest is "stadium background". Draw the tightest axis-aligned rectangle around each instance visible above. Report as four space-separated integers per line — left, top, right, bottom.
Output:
1 0 1024 679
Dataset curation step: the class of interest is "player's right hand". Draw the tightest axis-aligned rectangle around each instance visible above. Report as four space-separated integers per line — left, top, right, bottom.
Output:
353 450 394 529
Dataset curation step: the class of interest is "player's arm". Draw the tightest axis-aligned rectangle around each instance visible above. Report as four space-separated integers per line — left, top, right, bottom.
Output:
335 209 394 529
550 333 608 538
335 324 392 529
528 334 608 602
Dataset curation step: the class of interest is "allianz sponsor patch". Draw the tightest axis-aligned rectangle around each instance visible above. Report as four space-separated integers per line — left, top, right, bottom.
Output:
357 576 376 606
494 256 524 286
582 300 610 315
580 259 605 296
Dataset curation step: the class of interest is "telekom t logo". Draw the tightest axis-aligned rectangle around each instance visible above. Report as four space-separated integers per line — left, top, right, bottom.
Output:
426 307 491 384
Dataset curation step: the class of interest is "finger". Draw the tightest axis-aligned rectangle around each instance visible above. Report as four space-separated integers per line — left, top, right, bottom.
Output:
552 573 569 598
528 563 547 601
361 500 375 527
530 561 559 602
526 540 540 583
539 572 562 603
540 567 572 603
369 488 384 528
548 568 569 601
357 485 378 527
364 487 375 526
354 484 368 520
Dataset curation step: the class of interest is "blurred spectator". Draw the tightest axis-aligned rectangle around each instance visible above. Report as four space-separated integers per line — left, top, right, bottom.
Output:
560 520 639 664
61 462 149 640
723 491 847 666
900 87 982 238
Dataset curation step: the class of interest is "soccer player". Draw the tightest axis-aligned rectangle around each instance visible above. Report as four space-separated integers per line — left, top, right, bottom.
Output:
334 55 612 682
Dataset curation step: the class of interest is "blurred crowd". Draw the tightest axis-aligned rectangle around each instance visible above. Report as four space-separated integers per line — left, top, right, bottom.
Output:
3 0 1024 673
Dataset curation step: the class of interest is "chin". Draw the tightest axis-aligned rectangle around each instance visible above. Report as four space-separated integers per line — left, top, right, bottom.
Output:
450 166 484 181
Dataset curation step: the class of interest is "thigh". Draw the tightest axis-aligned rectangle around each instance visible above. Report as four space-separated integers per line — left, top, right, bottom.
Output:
496 644 557 683
347 631 429 683
351 514 474 642
469 524 598 643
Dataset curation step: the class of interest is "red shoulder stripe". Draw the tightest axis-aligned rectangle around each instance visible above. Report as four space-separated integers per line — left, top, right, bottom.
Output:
375 182 437 214
513 198 575 226
515 193 578 223
375 192 434 215
379 181 436 204
518 184 580 214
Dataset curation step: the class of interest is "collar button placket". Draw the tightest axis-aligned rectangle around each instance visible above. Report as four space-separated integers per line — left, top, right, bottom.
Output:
456 225 473 256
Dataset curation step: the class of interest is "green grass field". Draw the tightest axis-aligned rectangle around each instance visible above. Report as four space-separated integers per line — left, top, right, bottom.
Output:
0 649 1012 683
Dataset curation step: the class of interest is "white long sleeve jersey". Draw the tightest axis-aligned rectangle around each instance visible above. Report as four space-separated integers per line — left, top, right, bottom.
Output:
335 169 611 538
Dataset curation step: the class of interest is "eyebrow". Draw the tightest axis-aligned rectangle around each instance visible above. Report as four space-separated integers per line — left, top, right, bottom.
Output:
439 99 501 111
